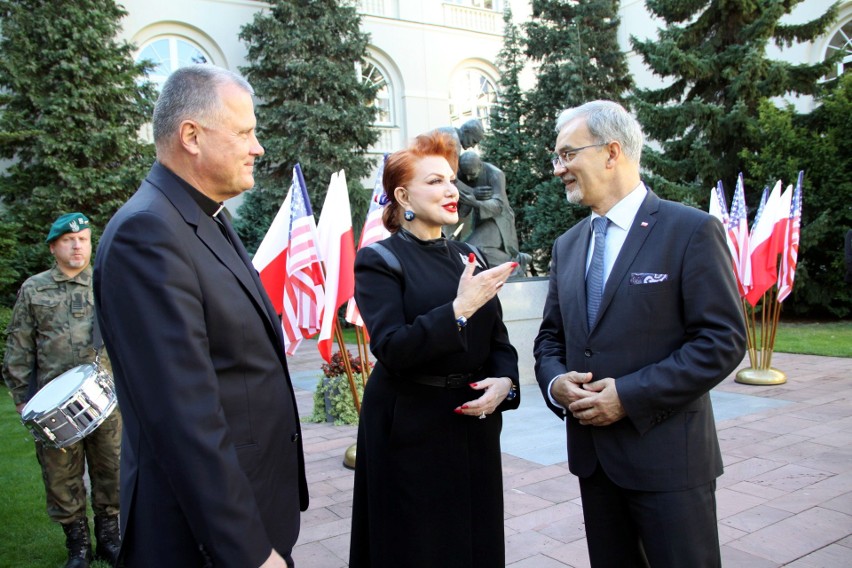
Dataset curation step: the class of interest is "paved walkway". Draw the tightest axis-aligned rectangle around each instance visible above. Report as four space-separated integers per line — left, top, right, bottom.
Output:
287 344 852 567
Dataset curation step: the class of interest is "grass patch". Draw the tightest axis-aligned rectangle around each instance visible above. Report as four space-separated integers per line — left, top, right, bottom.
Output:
772 320 852 357
0 404 112 568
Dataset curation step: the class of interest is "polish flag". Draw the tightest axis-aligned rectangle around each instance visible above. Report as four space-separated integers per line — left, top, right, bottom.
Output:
316 170 357 363
745 180 789 306
345 155 390 329
253 191 292 314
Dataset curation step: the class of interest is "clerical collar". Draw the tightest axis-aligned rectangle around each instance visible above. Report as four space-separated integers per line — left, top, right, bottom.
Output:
157 161 224 218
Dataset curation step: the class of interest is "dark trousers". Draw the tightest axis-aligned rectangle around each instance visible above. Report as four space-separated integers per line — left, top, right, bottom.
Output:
579 465 721 568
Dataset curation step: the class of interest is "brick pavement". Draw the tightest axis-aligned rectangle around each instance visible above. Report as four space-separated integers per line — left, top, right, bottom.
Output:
287 345 852 567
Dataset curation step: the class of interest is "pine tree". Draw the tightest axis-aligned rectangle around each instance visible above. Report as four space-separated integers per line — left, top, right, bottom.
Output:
480 7 537 261
742 74 851 318
522 0 633 268
236 0 379 253
0 0 156 305
631 0 839 205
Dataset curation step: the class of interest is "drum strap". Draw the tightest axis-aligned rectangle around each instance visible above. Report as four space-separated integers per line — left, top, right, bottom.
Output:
93 312 104 353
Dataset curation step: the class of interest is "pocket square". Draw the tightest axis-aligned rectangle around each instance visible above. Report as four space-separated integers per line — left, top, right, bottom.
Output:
630 272 668 285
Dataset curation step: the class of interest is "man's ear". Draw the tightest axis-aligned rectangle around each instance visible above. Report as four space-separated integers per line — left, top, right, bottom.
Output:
179 120 202 156
606 141 622 167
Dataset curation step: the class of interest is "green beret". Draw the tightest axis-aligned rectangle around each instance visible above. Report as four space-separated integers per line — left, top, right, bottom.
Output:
46 212 91 243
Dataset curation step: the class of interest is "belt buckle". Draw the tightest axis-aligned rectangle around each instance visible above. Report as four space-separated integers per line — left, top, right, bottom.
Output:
445 374 467 388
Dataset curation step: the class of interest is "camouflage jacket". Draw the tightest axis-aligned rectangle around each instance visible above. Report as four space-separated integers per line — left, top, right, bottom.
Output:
2 264 109 405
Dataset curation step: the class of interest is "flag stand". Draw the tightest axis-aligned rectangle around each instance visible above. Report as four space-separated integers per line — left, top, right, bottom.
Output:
736 289 786 385
334 321 371 470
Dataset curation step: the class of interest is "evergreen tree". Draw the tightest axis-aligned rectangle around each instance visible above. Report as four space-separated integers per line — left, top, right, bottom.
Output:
480 7 537 263
522 0 633 269
236 0 379 253
0 0 156 305
742 74 852 318
631 0 839 205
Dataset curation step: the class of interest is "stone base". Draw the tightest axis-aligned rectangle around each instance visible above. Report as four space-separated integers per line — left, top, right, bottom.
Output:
498 278 548 385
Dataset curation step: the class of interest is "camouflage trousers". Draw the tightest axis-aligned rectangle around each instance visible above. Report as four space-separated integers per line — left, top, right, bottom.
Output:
34 409 122 524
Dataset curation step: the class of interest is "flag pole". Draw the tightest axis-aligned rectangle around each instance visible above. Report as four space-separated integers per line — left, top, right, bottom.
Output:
767 290 783 370
741 299 756 368
354 326 370 388
332 318 361 414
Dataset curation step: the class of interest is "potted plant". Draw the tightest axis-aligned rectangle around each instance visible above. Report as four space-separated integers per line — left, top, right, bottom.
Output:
308 350 370 425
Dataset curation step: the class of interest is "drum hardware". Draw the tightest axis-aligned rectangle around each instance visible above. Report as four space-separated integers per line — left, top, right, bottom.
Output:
20 358 117 450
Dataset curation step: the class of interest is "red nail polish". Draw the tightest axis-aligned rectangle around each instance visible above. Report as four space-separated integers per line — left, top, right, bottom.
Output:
454 408 463 414
469 382 478 388
511 262 519 269
468 253 475 263
461 404 469 409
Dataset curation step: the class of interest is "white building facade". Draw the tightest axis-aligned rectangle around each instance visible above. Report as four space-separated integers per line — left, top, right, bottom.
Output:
118 0 849 149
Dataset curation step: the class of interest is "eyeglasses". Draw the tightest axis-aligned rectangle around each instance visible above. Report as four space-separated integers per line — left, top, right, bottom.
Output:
551 142 609 169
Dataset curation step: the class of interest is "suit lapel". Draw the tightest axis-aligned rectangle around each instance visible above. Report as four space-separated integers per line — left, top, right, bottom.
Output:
596 191 660 327
217 213 289 350
560 222 594 335
147 164 283 346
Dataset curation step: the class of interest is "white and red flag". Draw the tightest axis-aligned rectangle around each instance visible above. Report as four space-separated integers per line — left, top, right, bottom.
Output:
316 170 357 363
777 171 803 303
727 174 751 297
253 164 324 355
745 180 789 306
345 155 390 329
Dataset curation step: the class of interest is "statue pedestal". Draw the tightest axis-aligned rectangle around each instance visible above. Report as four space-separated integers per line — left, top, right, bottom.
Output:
498 278 548 385
736 368 787 385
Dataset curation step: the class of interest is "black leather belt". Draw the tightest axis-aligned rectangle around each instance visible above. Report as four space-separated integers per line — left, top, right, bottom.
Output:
407 369 482 389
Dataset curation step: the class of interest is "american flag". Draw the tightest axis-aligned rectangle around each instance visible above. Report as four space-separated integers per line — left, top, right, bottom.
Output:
713 180 730 226
727 173 751 297
345 155 390 328
777 171 803 303
282 165 325 355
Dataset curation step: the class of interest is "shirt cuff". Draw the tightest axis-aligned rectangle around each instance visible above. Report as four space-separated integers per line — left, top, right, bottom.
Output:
547 375 567 413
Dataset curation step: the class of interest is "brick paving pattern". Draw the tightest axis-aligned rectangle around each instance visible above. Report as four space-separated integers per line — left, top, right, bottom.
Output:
288 346 851 567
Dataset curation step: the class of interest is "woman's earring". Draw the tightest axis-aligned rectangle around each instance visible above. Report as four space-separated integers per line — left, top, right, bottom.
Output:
404 210 415 221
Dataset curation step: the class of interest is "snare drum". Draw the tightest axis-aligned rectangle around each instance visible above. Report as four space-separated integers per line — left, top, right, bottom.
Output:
21 363 117 449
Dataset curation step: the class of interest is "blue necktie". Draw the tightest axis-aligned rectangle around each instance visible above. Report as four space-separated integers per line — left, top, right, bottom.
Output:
586 216 608 328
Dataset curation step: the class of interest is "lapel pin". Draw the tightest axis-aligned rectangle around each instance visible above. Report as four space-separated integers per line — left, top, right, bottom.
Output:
640 221 649 227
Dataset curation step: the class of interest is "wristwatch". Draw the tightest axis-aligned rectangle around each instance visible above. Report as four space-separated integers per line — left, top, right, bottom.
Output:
455 315 468 330
506 383 518 401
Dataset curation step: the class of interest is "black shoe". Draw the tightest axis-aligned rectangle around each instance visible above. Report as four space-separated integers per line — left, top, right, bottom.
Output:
94 514 121 566
61 517 92 568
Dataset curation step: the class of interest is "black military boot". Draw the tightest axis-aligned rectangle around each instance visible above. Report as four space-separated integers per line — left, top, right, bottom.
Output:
61 517 92 568
94 514 121 566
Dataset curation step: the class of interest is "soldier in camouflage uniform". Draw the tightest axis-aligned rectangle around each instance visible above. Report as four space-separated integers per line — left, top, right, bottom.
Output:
2 212 121 568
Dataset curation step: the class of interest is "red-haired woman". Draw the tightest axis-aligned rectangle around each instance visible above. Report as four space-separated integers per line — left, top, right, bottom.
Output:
348 130 520 567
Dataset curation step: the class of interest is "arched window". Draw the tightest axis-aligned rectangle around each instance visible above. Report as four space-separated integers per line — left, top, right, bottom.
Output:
449 68 498 129
825 19 852 80
358 59 394 126
136 37 212 91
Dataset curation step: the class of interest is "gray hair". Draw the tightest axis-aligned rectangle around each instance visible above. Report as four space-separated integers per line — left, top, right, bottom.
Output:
152 65 254 150
554 100 644 163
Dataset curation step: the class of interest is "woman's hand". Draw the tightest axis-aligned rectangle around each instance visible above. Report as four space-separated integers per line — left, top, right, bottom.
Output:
453 377 514 418
453 254 516 319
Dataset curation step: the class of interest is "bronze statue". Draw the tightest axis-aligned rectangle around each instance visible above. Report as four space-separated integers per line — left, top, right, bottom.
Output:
457 151 529 276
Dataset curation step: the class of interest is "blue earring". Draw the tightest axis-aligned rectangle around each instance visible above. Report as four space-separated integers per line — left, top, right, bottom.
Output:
404 210 415 221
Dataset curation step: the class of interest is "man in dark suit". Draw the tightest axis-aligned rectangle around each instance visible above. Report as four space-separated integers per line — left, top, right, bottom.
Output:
94 65 308 568
534 100 746 567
